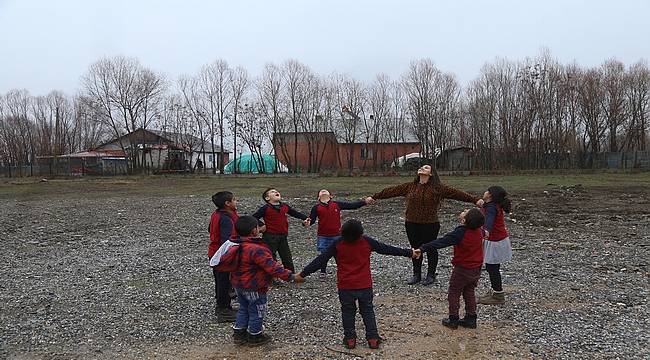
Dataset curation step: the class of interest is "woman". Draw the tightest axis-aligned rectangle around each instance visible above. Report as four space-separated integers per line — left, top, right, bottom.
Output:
369 165 483 285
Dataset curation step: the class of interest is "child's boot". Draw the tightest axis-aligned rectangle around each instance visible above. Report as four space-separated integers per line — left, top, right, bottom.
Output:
216 307 237 323
343 337 357 349
247 332 272 346
477 290 505 305
232 328 247 345
442 315 459 329
458 313 477 329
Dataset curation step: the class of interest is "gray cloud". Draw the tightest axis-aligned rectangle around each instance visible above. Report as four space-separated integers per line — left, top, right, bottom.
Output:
1 0 648 95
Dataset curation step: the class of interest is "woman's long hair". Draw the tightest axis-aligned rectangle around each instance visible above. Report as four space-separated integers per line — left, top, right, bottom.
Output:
412 165 441 186
488 186 512 213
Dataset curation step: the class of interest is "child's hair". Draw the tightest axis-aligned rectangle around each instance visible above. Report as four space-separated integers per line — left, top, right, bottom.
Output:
317 189 329 196
488 186 512 213
262 188 276 203
464 208 485 229
212 191 234 209
341 219 364 242
235 216 258 236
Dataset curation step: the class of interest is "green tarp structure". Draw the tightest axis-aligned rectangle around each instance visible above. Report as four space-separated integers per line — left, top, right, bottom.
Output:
224 154 286 174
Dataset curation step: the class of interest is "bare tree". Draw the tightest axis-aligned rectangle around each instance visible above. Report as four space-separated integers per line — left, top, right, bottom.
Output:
238 102 268 173
178 75 210 172
367 74 392 170
624 60 650 150
578 68 607 161
332 73 365 174
230 66 250 173
195 60 233 174
299 75 330 172
282 59 315 173
81 56 166 173
257 63 288 173
403 59 461 167
4 89 36 175
71 95 107 152
601 59 627 152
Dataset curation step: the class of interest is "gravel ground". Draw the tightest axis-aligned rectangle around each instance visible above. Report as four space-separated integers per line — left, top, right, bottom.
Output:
1 184 648 359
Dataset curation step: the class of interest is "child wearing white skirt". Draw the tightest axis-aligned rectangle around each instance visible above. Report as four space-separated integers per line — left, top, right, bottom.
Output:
478 186 512 305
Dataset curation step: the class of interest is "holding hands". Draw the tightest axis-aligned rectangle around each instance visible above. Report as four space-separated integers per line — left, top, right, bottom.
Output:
412 248 422 259
302 218 311 227
293 274 306 283
364 197 376 205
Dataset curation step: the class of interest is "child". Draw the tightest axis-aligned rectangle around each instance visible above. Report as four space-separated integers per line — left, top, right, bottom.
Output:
227 216 304 346
296 219 418 349
308 189 372 279
418 208 485 329
477 186 512 305
252 188 309 273
208 191 239 323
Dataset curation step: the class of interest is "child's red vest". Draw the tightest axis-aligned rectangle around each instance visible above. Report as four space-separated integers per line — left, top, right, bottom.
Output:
314 202 342 236
262 204 290 234
335 236 374 289
484 203 509 241
452 227 484 269
208 210 239 258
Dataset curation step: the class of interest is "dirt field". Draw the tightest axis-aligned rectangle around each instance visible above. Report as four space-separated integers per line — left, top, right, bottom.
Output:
1 174 648 359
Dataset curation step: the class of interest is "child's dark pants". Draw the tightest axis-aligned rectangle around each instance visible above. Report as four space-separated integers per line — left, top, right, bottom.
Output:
485 263 503 291
213 268 232 309
262 233 295 272
338 288 378 340
448 265 481 316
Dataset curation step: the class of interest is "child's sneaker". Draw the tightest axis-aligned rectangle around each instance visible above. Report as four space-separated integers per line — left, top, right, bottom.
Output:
232 328 247 345
458 314 477 329
367 338 382 349
442 315 459 329
247 332 271 346
343 337 356 349
319 272 327 281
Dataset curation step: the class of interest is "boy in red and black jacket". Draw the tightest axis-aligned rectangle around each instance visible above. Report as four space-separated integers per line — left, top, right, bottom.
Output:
296 219 417 350
252 188 309 273
230 216 304 346
418 208 485 329
208 191 239 323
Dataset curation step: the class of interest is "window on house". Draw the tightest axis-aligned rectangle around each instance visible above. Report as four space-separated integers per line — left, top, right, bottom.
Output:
208 155 214 163
360 147 374 159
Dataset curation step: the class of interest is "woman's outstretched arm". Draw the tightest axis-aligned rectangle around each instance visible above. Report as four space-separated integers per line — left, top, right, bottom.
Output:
371 182 412 200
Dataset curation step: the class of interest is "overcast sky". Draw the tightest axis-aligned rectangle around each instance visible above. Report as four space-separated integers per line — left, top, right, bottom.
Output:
1 0 648 95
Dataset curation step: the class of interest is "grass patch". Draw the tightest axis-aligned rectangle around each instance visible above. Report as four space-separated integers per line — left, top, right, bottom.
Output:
1 172 648 201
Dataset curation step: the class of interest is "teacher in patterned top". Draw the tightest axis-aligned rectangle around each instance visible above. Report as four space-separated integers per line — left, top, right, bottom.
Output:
369 165 483 285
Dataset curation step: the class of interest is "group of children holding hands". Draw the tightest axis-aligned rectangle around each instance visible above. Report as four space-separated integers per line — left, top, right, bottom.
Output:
208 182 512 349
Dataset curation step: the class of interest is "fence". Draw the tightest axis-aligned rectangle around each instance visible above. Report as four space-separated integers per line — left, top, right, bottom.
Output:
1 158 128 177
2 151 649 177
469 151 650 171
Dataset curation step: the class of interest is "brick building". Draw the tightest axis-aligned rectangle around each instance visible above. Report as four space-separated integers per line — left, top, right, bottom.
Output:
273 132 420 173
